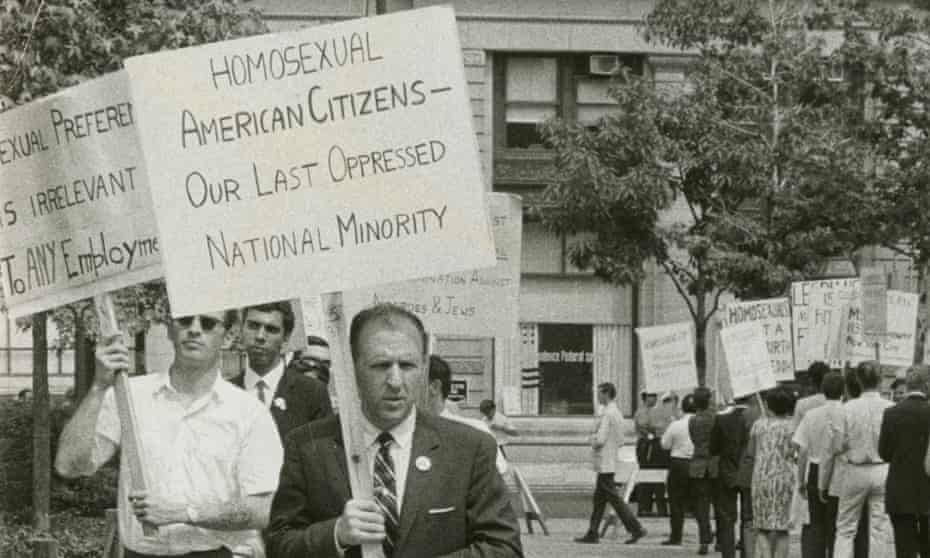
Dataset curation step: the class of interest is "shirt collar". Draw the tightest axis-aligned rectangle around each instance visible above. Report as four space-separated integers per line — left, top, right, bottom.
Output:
153 368 227 403
362 407 417 451
245 359 285 393
906 391 928 399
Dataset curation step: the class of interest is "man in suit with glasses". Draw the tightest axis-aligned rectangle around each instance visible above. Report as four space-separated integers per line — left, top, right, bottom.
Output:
55 310 283 558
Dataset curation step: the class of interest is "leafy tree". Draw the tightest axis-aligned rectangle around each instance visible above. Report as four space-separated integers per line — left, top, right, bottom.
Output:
538 0 887 384
0 0 266 396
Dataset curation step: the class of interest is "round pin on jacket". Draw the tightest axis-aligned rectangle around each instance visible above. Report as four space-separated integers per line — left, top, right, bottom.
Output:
415 456 432 472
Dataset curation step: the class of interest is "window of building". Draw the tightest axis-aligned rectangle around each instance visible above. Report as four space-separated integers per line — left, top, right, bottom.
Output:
495 53 643 150
521 221 594 275
536 323 594 415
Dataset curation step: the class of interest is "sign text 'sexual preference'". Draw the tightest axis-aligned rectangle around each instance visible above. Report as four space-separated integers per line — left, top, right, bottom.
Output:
0 72 161 316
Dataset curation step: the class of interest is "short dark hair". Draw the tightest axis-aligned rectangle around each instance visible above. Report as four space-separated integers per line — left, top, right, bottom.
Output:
855 360 882 390
306 335 329 348
429 355 452 399
598 382 617 400
479 399 496 415
765 386 795 417
692 387 712 411
349 303 428 360
242 300 295 337
808 361 830 390
905 365 930 393
822 372 845 400
844 367 862 399
681 394 697 414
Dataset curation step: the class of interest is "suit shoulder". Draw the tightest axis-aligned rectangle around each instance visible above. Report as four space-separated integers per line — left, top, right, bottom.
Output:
429 413 496 449
286 369 328 393
285 413 341 447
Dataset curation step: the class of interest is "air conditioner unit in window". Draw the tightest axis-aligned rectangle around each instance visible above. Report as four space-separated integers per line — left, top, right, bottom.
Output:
589 54 621 76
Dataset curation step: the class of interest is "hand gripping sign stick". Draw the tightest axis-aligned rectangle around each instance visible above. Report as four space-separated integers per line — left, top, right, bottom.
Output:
93 293 158 537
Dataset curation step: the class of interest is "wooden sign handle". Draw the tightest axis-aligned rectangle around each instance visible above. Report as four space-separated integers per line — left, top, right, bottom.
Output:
93 294 157 537
317 293 382 558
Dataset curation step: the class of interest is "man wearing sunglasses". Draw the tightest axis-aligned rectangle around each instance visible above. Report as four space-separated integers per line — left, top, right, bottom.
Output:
55 310 283 558
230 301 332 442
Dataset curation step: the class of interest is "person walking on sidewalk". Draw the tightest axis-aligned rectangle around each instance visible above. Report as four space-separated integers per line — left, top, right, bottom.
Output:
575 382 648 545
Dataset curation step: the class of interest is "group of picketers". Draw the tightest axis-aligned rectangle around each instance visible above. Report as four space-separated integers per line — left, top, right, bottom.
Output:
54 300 526 558
575 360 930 558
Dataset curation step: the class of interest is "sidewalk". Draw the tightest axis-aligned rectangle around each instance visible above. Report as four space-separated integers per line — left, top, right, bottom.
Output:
521 516 802 558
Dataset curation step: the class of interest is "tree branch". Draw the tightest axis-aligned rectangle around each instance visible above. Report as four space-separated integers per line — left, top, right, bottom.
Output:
659 259 698 322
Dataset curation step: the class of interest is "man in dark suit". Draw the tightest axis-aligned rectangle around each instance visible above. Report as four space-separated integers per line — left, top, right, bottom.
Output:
230 301 332 441
266 303 523 558
879 365 930 558
689 387 718 555
711 395 756 558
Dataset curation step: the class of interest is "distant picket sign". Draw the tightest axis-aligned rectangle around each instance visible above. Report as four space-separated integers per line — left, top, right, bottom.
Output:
719 298 793 383
124 6 495 316
841 290 918 367
790 278 859 370
720 320 776 399
636 321 698 395
341 193 521 339
0 72 161 317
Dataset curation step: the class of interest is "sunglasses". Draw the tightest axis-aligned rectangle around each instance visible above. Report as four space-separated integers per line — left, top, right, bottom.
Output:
174 315 222 332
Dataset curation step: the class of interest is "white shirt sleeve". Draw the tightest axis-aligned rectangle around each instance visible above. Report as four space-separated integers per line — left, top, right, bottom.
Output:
92 386 121 469
237 407 284 495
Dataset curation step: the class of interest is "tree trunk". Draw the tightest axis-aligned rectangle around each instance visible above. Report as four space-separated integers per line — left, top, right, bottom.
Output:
31 311 50 532
73 316 90 401
134 330 146 375
695 292 707 387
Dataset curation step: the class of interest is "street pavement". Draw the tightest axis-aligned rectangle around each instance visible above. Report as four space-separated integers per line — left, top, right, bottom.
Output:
521 516 802 558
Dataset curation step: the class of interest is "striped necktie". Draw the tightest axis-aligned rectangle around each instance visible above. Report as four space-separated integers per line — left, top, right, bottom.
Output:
374 432 399 558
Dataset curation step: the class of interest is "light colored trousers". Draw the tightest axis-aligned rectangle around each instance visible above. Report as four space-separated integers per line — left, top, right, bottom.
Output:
833 463 893 558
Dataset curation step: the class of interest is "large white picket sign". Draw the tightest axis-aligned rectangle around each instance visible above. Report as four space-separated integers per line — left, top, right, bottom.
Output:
790 278 859 370
0 72 161 316
125 7 495 316
720 298 793 382
636 322 698 394
342 193 520 338
720 321 776 399
841 290 918 367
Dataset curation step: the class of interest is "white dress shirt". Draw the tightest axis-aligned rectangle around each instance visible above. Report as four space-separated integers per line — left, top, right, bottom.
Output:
661 413 695 459
94 370 283 555
360 409 416 512
244 359 285 409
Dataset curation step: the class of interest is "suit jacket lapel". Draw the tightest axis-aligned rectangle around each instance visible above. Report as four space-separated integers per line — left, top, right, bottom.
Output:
397 413 441 548
328 422 351 498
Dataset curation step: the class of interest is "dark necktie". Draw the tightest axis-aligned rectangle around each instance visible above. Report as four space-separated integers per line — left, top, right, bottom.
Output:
256 380 267 404
374 432 399 558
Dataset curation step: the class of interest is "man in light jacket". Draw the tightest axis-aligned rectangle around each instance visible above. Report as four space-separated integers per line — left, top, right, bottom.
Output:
575 382 648 545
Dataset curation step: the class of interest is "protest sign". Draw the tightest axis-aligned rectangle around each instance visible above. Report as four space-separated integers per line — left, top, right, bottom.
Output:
635 322 697 394
790 278 859 370
125 6 495 316
860 267 887 341
842 290 918 367
0 72 161 316
720 298 793 382
720 321 777 399
341 193 520 338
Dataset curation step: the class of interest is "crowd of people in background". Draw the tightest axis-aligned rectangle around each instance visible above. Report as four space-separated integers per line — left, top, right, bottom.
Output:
579 359 930 558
